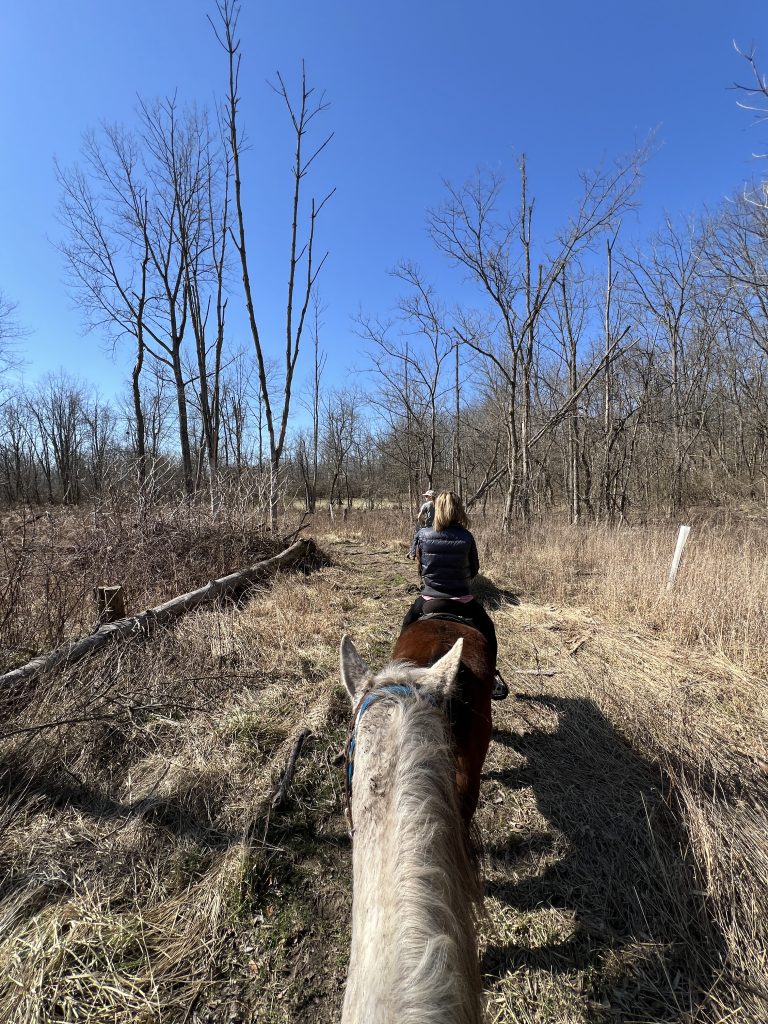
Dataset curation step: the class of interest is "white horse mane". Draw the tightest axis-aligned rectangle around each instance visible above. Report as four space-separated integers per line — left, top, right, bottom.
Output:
342 645 484 1024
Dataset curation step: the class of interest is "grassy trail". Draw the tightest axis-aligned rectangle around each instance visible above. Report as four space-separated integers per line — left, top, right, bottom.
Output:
0 528 762 1022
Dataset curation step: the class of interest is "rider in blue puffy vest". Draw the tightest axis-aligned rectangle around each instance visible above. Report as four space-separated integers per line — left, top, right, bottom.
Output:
404 490 508 699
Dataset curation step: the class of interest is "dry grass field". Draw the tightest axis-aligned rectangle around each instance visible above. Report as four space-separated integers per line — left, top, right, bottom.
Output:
0 503 765 1022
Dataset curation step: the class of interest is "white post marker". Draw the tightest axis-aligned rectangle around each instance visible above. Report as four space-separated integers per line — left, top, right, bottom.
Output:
666 524 691 591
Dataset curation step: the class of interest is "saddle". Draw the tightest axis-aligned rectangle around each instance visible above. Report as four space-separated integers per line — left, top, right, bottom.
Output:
419 610 481 630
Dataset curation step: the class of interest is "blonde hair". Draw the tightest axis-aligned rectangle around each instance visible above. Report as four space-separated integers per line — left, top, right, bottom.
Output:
433 491 468 532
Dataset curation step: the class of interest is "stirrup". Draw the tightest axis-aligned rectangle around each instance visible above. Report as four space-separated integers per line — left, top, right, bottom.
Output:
491 669 509 701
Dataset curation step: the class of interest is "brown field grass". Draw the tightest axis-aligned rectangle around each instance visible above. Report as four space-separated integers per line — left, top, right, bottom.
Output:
0 498 286 673
0 502 765 1022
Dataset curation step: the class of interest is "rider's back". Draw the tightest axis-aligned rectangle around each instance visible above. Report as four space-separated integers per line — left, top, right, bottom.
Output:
417 524 479 598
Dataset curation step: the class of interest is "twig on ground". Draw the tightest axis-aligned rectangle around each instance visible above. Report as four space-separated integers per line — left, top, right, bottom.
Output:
0 702 208 739
280 515 310 546
512 668 559 676
271 728 312 809
569 635 590 656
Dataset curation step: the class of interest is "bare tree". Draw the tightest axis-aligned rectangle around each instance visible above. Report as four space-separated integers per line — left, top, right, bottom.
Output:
429 146 648 526
219 349 251 477
212 0 334 529
322 387 362 508
28 373 86 504
81 396 117 495
0 291 28 404
184 110 231 492
623 218 705 511
296 291 327 511
360 263 454 511
57 127 151 485
57 95 228 495
552 265 591 523
0 389 37 502
733 42 768 169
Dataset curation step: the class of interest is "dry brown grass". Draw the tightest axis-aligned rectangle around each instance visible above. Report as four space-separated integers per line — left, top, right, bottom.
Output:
0 496 286 673
468 516 767 1023
0 504 765 1022
0 546 355 1023
317 511 768 1021
478 516 768 678
479 599 767 1022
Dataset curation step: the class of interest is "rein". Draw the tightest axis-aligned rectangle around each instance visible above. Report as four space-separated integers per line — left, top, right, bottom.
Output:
343 683 440 832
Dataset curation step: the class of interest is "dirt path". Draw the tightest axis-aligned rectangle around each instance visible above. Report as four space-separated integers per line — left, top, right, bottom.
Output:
265 534 725 1023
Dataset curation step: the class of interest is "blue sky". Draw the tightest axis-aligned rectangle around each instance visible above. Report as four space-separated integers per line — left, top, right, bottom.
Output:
1 0 767 400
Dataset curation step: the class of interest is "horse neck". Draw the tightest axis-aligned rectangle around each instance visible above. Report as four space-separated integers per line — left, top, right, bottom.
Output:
343 696 484 1024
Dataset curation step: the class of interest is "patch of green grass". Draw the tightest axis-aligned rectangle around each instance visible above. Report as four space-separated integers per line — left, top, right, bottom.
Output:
221 712 290 754
169 842 214 886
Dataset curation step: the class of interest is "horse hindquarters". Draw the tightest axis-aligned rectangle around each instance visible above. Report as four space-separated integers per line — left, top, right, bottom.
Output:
393 621 493 826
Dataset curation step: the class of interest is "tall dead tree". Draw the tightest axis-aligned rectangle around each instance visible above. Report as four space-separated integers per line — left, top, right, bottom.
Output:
297 291 326 512
360 263 453 501
322 386 361 508
623 218 703 512
57 130 151 485
185 123 231 492
29 373 86 504
599 230 636 520
0 292 27 404
554 265 589 524
213 0 334 530
452 333 463 498
57 99 228 495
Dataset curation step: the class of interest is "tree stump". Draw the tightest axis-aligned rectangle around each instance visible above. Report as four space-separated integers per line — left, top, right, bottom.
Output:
95 585 126 624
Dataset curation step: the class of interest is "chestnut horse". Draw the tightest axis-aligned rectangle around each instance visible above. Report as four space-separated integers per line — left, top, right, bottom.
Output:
340 618 494 1023
393 615 494 824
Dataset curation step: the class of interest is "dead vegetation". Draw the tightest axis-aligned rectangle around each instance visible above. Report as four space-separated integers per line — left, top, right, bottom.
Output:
0 504 765 1022
0 560 353 1023
0 496 285 673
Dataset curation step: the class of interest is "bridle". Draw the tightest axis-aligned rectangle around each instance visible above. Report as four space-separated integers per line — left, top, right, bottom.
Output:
343 683 441 833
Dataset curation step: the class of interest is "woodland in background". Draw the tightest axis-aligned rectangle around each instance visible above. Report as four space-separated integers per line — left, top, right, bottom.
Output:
0 19 767 1022
4 191 768 527
3 10 768 528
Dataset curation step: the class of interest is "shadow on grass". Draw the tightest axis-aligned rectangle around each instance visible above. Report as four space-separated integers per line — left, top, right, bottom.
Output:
276 818 351 853
0 759 243 848
471 574 521 611
484 695 726 1022
0 717 348 859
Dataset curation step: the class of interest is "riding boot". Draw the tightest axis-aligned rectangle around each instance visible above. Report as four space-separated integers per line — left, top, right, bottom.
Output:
491 668 509 700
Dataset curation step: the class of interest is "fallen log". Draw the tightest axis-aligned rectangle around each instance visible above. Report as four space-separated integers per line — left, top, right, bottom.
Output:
0 538 316 689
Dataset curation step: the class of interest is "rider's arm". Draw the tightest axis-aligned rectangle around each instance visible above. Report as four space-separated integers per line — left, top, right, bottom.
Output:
468 535 480 579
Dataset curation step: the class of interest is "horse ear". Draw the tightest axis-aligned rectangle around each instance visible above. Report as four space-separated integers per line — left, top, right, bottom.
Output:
426 638 464 697
340 635 370 699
